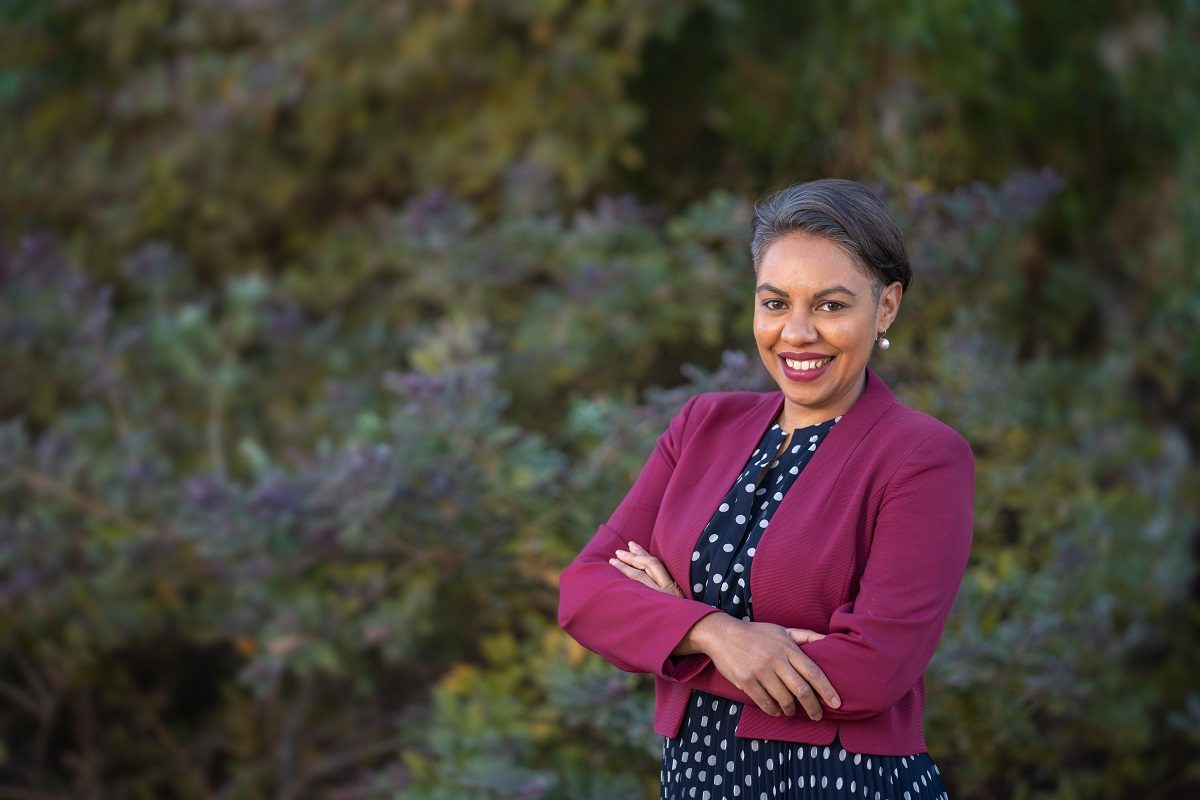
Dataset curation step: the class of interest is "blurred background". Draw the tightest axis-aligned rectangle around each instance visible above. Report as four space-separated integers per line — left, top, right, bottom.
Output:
1 1 1197 798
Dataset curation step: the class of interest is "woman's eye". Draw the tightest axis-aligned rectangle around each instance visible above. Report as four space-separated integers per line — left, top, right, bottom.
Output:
818 301 845 312
761 299 786 311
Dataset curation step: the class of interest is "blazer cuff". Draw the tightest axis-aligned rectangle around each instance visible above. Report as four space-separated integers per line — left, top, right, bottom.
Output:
662 652 713 682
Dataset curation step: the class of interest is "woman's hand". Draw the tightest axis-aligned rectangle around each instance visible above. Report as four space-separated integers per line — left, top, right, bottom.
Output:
685 614 841 720
609 541 683 597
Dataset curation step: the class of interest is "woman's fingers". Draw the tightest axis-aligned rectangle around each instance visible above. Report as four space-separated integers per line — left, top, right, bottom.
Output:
777 667 823 720
743 680 783 717
786 627 826 644
614 545 681 596
608 557 658 590
609 551 682 596
758 672 803 717
787 650 841 710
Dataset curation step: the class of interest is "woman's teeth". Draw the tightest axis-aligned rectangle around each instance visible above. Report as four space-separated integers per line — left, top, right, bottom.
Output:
785 357 832 370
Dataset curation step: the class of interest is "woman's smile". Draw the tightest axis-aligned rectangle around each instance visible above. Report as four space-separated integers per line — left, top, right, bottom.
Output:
778 352 835 381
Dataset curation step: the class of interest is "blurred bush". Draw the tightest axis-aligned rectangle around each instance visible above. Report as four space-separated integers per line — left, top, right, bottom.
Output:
1 1 1198 798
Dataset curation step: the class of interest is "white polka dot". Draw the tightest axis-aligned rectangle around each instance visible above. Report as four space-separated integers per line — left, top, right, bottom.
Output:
729 703 737 714
693 583 703 593
824 747 830 759
727 761 734 771
750 741 759 752
773 492 783 501
766 758 774 770
761 500 769 509
722 543 734 552
854 754 861 765
837 778 844 790
759 519 768 528
756 487 765 495
744 483 755 492
692 551 700 561
789 466 799 475
733 563 744 573
732 595 740 604
708 533 718 542
822 776 828 788
735 514 746 524
721 582 729 591
809 444 817 450
708 755 716 766
719 502 729 512
840 748 847 761
810 435 819 442
747 548 756 557
714 776 723 786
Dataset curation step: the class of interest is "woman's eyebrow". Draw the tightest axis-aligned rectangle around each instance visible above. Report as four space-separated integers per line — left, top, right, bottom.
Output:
755 282 789 296
755 282 858 298
813 284 858 299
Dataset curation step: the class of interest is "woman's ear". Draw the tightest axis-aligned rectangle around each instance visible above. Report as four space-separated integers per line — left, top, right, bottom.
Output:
878 281 903 329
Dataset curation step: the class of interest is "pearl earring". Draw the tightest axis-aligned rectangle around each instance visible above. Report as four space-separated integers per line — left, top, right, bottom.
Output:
876 332 890 350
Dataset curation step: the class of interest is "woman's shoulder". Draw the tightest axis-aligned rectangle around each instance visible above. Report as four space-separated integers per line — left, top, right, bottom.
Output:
686 390 775 414
875 400 974 468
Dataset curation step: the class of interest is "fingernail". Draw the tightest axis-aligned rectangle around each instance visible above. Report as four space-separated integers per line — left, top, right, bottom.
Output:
831 697 841 709
608 558 618 565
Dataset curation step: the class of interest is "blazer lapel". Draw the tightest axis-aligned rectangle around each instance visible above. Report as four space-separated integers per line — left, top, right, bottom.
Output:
749 367 898 601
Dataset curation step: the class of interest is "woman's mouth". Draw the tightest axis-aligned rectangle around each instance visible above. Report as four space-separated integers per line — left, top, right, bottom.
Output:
779 354 833 382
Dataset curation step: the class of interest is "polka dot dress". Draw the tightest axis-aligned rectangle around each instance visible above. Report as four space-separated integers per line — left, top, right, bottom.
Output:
661 417 950 800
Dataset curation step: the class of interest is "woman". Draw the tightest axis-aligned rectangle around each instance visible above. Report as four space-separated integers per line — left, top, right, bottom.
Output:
558 179 974 799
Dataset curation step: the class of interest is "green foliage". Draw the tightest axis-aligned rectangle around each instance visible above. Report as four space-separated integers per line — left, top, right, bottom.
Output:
1 1 1198 797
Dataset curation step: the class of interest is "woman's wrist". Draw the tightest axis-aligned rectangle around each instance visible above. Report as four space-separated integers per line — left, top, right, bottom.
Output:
673 610 735 657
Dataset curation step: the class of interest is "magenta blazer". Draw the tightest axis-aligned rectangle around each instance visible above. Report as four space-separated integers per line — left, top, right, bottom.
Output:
557 367 974 755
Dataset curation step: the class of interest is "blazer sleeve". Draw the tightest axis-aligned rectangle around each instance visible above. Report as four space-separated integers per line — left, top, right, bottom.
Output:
557 394 723 679
670 429 975 716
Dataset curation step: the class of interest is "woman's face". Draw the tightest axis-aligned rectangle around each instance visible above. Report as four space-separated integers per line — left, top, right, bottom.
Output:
753 234 902 429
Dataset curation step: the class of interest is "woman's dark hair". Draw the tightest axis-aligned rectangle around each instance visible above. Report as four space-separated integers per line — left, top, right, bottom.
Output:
751 179 911 296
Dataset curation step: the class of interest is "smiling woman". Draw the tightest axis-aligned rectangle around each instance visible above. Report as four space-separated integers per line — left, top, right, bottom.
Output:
558 179 974 800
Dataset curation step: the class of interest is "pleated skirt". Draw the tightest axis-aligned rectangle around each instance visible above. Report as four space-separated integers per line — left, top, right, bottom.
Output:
661 690 948 800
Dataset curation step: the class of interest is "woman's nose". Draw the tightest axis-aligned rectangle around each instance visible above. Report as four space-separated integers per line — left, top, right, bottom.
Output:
781 310 817 344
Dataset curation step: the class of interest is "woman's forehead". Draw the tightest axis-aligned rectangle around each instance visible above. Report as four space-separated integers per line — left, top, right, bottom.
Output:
756 234 871 293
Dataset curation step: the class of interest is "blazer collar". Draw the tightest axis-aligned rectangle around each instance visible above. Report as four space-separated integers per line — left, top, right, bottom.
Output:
754 365 898 448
